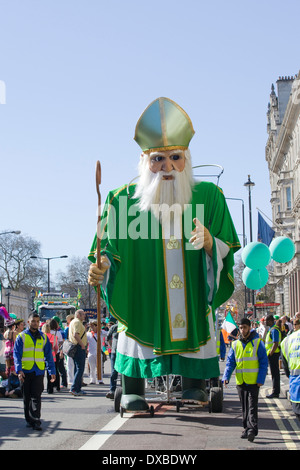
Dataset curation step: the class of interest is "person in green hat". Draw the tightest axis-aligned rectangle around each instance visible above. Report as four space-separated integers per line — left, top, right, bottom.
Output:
88 97 240 403
52 316 64 331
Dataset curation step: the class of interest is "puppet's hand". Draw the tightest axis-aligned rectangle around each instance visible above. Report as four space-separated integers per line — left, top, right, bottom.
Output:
88 256 110 286
189 218 213 256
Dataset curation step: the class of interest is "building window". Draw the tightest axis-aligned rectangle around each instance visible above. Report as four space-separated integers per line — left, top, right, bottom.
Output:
286 187 292 210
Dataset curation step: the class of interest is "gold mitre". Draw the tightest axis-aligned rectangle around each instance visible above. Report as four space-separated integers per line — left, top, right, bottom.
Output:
134 97 195 153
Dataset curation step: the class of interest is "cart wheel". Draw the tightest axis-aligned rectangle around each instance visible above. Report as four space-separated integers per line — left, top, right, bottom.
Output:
120 406 124 418
149 405 154 417
114 386 123 412
209 387 223 413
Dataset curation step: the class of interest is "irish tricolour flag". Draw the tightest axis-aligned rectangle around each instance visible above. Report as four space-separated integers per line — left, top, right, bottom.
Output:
221 312 238 343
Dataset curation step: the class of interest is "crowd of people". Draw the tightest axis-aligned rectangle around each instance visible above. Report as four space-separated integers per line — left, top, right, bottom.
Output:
0 310 118 398
254 313 300 343
0 308 120 430
1 306 299 435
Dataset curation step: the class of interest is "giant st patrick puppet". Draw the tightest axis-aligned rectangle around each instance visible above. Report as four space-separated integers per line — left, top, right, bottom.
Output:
88 97 241 405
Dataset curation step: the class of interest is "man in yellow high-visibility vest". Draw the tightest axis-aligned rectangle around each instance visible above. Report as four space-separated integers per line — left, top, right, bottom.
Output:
222 318 268 442
265 314 282 398
14 312 56 431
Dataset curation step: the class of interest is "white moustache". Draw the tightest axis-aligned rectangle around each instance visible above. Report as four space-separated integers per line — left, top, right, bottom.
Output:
157 171 177 180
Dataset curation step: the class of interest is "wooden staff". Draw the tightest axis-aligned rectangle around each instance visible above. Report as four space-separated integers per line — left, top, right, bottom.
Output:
96 160 102 381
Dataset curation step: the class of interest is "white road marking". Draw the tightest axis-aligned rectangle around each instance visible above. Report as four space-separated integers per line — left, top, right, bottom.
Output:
79 413 134 450
261 388 299 450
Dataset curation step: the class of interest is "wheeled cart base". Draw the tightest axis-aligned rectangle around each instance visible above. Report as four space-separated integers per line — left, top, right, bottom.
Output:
115 375 155 418
114 375 223 417
176 378 223 413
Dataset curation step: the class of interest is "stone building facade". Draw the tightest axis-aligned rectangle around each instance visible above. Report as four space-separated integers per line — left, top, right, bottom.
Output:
1 287 30 322
265 72 300 317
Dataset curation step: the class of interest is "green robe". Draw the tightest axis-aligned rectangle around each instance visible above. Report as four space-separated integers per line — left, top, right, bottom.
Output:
88 181 240 379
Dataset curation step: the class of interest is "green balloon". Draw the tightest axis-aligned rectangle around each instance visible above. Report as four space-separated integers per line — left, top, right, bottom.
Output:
269 236 295 263
241 242 271 269
242 266 269 290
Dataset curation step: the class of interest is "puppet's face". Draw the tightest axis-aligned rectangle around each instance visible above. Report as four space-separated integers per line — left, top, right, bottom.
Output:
148 149 185 178
134 149 193 218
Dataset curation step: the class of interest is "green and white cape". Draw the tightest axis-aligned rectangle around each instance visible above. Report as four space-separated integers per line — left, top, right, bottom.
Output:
88 181 240 379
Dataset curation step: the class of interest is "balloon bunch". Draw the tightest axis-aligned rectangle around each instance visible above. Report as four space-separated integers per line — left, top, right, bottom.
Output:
242 236 295 290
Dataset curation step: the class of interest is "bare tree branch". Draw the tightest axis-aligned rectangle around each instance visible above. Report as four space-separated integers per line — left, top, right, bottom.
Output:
0 232 47 290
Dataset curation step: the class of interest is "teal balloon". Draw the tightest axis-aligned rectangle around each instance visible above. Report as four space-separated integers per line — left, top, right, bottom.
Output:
241 242 271 269
242 266 269 290
269 236 295 263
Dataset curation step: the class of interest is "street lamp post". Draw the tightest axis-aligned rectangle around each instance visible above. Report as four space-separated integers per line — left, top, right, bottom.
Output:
30 289 35 311
244 175 255 242
226 197 247 312
30 255 68 292
6 285 11 312
244 175 256 318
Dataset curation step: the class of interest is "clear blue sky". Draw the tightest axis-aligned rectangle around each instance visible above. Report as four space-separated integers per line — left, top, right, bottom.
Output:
1 0 299 278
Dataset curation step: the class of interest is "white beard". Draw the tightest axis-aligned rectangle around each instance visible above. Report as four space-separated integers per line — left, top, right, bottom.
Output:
133 150 194 225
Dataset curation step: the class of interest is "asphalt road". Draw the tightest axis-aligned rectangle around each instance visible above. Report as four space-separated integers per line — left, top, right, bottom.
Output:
1 358 300 452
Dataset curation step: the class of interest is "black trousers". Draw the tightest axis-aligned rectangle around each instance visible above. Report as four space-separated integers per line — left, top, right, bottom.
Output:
22 372 44 426
268 352 280 395
53 353 68 390
236 383 259 435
